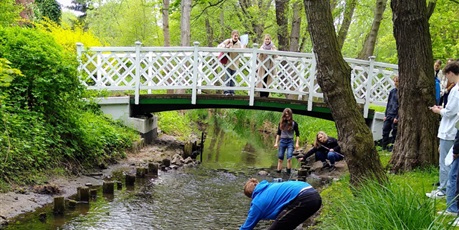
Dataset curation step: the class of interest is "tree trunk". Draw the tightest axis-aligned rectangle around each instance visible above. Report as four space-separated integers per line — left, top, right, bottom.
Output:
337 0 357 50
357 0 387 60
162 0 170 47
178 0 191 94
389 0 438 172
16 0 34 20
275 0 289 51
180 0 191 46
205 17 214 47
304 0 387 186
289 0 302 52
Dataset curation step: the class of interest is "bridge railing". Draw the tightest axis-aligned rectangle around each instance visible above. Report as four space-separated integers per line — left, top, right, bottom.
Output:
76 41 398 118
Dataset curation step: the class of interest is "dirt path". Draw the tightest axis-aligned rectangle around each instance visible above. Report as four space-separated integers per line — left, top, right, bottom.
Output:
0 134 184 228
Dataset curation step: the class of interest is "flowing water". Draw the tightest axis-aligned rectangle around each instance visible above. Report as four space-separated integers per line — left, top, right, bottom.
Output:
5 122 307 230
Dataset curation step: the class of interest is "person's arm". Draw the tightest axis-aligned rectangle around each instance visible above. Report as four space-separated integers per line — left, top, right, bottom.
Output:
274 125 281 148
240 205 263 230
300 147 317 162
294 122 300 149
217 39 230 48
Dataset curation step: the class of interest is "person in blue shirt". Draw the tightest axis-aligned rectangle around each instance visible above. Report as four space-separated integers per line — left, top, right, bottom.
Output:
382 75 399 151
240 178 322 230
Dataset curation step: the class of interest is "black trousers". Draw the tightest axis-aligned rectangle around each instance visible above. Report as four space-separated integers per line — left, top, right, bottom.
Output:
382 117 398 148
268 188 322 230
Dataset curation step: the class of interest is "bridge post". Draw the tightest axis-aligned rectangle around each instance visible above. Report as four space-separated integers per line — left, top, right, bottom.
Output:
192 41 200 105
249 43 259 106
364 56 376 118
307 50 317 111
135 41 142 105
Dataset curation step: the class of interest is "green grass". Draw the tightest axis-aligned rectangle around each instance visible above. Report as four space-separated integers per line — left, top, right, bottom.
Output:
315 150 459 230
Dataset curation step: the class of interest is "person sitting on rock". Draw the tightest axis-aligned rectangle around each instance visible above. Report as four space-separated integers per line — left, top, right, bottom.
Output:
298 131 343 172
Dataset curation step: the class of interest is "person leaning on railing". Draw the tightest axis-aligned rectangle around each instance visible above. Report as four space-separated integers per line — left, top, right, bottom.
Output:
256 34 277 98
218 30 244 96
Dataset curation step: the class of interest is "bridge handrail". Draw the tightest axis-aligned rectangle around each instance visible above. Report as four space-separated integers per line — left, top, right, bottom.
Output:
76 42 398 118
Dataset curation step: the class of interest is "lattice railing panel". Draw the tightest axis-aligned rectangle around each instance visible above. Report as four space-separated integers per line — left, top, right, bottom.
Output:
77 43 399 115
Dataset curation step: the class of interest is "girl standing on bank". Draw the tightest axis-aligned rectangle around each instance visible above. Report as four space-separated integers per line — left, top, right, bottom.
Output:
274 108 300 174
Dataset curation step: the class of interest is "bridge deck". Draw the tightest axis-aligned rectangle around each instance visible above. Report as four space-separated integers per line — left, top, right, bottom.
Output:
130 94 374 121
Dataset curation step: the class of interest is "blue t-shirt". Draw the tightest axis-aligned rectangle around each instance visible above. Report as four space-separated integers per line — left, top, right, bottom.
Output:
435 77 441 105
240 180 312 230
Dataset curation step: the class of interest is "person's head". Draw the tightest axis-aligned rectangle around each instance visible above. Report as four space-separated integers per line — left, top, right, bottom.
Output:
434 60 442 71
263 34 272 45
443 61 459 83
448 58 455 64
393 75 399 88
314 131 328 147
231 30 240 42
281 108 293 122
243 178 259 198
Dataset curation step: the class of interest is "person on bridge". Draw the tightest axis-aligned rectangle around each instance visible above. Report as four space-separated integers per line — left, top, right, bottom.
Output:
239 178 322 230
257 34 277 98
218 30 244 96
299 131 343 172
274 108 300 175
381 75 399 151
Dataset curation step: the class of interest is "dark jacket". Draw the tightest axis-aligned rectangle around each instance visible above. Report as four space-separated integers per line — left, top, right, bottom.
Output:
302 137 341 160
385 88 399 119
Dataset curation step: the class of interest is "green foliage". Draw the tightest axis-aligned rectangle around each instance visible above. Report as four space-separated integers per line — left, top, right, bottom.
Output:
0 26 139 187
0 0 23 27
430 0 459 60
318 169 450 230
35 0 62 24
0 58 22 88
157 111 193 140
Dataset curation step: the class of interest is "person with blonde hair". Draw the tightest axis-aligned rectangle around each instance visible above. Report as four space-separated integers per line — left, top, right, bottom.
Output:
299 131 343 172
218 30 244 96
274 108 300 174
240 178 321 230
257 34 277 98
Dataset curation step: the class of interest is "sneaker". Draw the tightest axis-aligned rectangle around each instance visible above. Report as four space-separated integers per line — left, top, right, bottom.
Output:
276 170 281 174
286 168 291 175
224 93 231 96
426 190 446 199
437 210 457 216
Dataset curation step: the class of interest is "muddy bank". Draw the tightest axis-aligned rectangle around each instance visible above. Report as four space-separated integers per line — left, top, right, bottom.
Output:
0 134 190 228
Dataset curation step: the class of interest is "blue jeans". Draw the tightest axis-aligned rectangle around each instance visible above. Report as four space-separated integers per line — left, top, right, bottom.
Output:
327 152 344 165
224 68 235 94
447 157 458 213
278 138 294 160
439 139 454 192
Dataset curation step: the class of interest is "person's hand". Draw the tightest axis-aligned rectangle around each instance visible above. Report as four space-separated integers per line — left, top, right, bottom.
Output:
274 143 278 149
393 118 398 124
454 153 459 160
383 116 387 121
430 105 442 114
330 149 334 152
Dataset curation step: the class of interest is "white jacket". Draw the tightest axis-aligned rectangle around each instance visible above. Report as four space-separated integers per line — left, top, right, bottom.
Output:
438 84 459 140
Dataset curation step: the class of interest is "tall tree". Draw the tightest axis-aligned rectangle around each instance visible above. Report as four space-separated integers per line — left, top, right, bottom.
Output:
357 0 387 59
389 0 438 172
304 0 387 186
162 0 170 47
289 0 302 52
275 0 289 51
36 0 62 24
180 0 191 46
336 0 357 50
